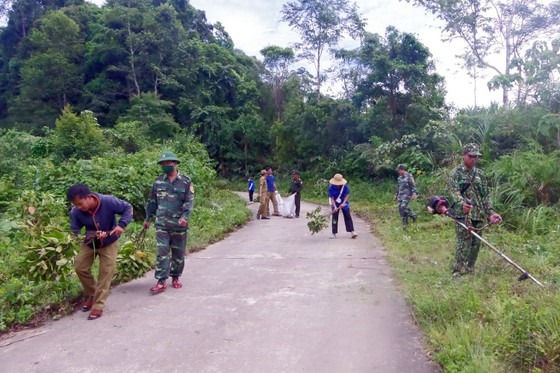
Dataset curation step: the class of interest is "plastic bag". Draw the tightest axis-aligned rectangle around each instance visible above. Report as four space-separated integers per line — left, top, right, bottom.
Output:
275 193 285 216
282 194 296 218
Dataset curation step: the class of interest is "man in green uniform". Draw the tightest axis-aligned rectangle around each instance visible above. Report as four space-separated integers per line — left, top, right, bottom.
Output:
448 143 502 276
144 151 194 293
394 164 418 230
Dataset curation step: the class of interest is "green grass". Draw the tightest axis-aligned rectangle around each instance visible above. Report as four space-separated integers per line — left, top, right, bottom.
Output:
302 178 560 372
188 189 252 250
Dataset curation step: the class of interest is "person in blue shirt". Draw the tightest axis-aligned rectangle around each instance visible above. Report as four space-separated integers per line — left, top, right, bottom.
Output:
67 183 133 320
265 166 280 216
328 173 357 239
247 177 255 202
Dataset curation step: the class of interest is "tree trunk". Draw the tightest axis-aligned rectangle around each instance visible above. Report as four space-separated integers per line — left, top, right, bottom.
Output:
154 74 159 95
316 48 322 101
503 12 511 107
244 139 248 174
127 20 141 96
274 79 282 121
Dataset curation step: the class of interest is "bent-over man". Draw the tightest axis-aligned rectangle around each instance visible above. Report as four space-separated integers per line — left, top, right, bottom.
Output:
68 183 132 320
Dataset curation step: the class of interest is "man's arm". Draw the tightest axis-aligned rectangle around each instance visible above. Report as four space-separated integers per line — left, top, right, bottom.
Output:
144 182 157 223
180 181 195 221
109 196 133 236
113 196 133 228
69 209 84 235
409 174 419 196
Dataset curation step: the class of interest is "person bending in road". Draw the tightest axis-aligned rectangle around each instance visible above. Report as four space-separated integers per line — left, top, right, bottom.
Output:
68 183 132 320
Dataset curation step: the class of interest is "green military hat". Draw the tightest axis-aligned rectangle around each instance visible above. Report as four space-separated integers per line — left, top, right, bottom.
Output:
157 151 180 164
462 143 482 156
396 164 407 171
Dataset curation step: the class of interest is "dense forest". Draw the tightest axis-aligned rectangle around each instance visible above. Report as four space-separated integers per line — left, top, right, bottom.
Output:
1 0 559 179
1 0 560 371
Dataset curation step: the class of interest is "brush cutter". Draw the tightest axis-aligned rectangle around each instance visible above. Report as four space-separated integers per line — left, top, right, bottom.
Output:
427 196 544 288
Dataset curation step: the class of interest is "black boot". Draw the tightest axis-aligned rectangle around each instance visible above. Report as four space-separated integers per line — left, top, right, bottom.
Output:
402 216 409 230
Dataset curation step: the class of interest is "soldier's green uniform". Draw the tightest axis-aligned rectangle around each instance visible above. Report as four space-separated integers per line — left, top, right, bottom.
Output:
145 152 194 283
395 165 418 228
448 144 496 274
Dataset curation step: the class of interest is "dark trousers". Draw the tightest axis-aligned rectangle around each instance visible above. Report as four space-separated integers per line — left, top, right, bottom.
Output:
294 193 301 216
331 207 354 234
398 198 417 225
248 190 254 202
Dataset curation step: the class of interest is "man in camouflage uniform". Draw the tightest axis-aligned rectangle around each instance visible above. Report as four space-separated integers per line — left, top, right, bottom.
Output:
448 143 502 276
144 151 194 293
288 172 303 218
394 164 419 230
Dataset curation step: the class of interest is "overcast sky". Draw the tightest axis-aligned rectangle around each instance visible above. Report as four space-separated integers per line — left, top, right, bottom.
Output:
187 0 505 108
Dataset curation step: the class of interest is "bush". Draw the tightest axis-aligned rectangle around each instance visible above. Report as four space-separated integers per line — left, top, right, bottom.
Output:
50 106 108 161
0 130 41 176
114 227 156 283
490 148 560 207
23 229 78 282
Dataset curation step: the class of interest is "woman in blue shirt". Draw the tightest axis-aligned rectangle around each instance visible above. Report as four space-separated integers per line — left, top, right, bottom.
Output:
328 174 358 239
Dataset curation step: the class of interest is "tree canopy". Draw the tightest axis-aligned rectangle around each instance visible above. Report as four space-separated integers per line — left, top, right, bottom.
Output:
0 0 559 180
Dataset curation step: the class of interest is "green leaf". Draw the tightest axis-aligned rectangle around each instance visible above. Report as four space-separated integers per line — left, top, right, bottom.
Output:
45 237 59 245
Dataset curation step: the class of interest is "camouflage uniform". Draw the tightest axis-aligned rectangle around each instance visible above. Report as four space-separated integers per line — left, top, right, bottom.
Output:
448 147 496 274
145 172 194 282
395 170 418 227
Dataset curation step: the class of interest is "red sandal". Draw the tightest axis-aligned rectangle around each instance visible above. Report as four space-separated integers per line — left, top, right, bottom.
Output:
87 309 103 320
150 281 167 294
81 296 94 312
172 278 182 289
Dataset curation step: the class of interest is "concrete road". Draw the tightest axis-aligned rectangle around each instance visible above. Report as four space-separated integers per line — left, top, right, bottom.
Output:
0 195 438 373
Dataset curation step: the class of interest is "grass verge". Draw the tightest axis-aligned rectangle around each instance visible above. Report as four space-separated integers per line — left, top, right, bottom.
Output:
301 178 559 373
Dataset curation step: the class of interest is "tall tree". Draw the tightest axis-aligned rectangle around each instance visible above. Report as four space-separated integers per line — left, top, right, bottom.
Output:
0 0 82 41
260 45 295 121
281 0 365 100
406 0 557 107
119 92 180 139
11 10 84 127
516 39 560 111
345 27 446 139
